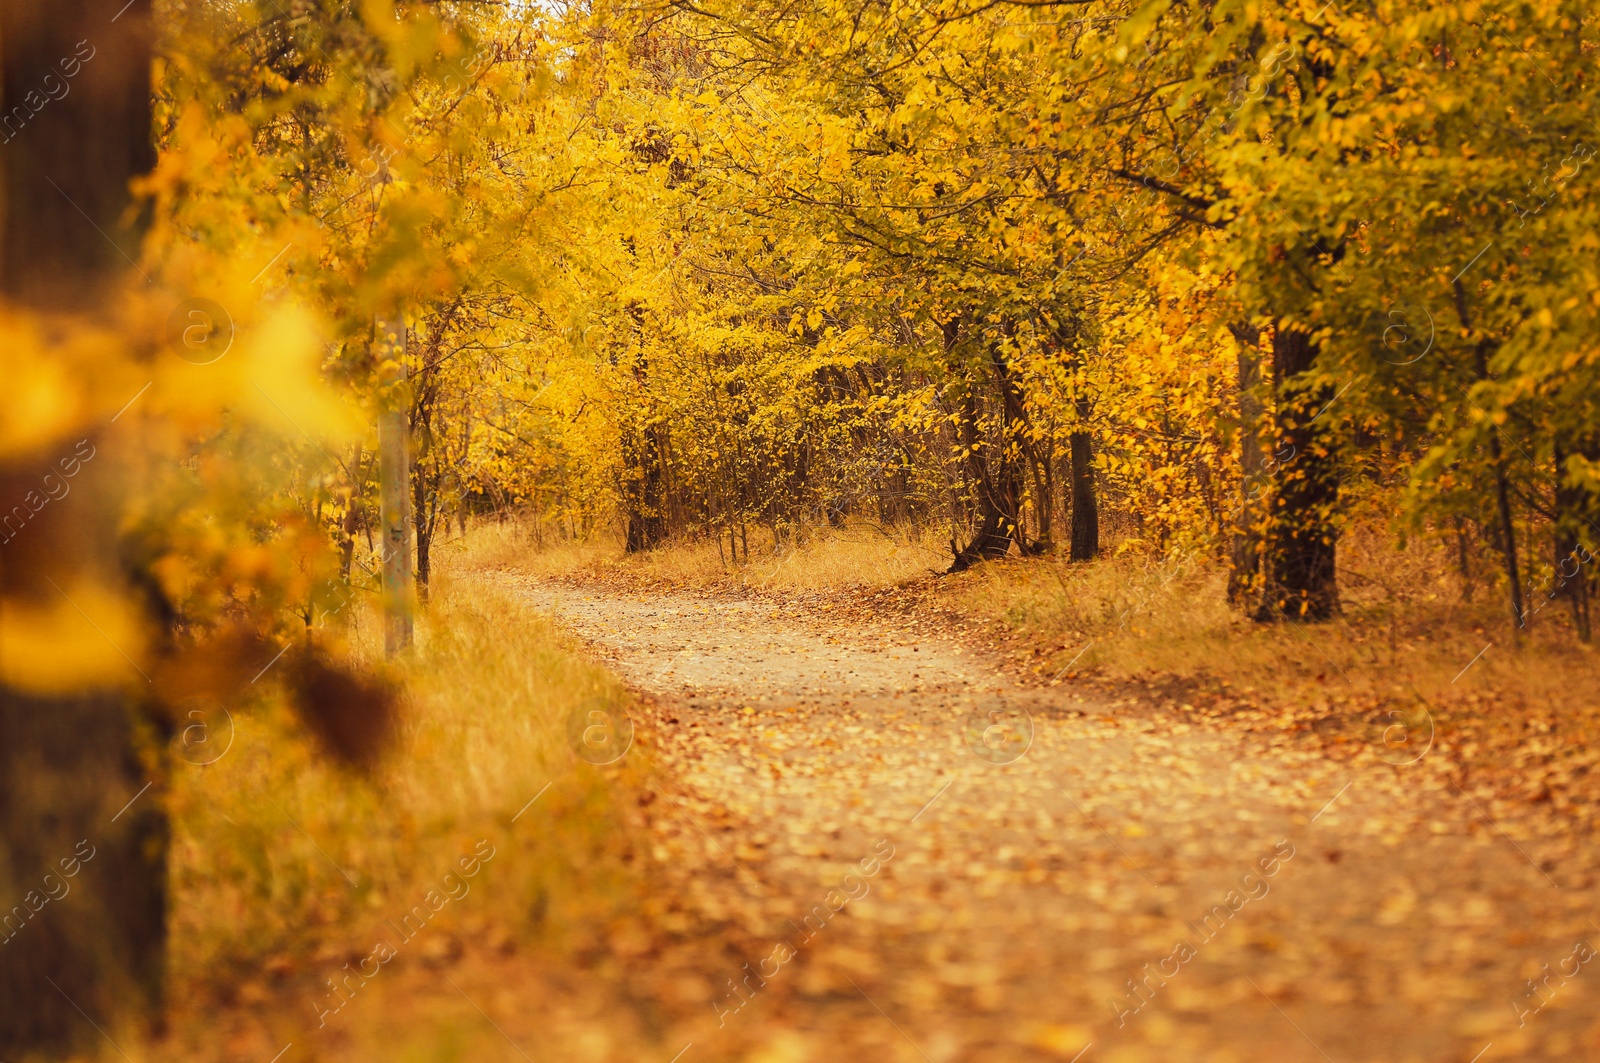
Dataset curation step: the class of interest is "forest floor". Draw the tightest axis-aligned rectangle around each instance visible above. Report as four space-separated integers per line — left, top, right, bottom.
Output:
496 568 1600 1063
150 527 1600 1063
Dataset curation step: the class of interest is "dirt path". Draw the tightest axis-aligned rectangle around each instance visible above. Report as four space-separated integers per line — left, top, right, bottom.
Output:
514 577 1600 1063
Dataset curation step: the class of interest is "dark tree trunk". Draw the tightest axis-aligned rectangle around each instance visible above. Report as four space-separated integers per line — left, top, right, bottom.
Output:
1043 315 1098 562
1028 435 1055 555
339 445 363 583
1553 436 1598 642
1227 323 1265 602
415 508 433 595
0 687 167 1052
623 419 667 552
1454 281 1523 632
993 320 1051 557
410 450 440 602
1 1 154 304
989 327 1028 548
621 306 667 553
455 410 471 537
948 320 1025 571
1 0 163 1054
411 403 436 602
1253 324 1340 622
409 306 459 602
1482 380 1523 631
1067 400 1099 562
1453 515 1476 602
949 382 1012 571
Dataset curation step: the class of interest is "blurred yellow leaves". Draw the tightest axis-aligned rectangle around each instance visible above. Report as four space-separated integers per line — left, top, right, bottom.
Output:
0 578 145 693
0 310 126 458
231 306 362 443
1026 1022 1093 1057
1 217 353 691
2 337 84 458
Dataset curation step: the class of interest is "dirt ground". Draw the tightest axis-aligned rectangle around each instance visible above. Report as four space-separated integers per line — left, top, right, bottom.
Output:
507 574 1600 1063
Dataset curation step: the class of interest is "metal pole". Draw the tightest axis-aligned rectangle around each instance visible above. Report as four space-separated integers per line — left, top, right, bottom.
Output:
376 316 413 655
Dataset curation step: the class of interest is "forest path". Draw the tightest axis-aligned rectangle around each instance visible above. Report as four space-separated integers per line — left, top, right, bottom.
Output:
510 575 1600 1063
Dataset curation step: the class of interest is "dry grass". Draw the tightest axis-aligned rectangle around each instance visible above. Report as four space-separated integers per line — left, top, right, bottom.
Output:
156 532 655 1061
942 521 1596 701
452 519 951 595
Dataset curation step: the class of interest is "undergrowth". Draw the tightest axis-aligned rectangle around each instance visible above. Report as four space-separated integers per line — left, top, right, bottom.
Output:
158 535 653 1061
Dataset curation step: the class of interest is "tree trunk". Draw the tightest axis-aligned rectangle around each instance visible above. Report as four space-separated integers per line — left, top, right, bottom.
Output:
410 437 439 604
1028 435 1055 554
1 0 164 1053
1068 396 1099 562
339 445 363 583
1553 436 1598 642
1484 395 1523 631
622 309 667 553
1044 317 1099 562
1453 515 1476 602
1454 280 1523 632
623 418 667 552
408 310 454 604
1227 323 1265 602
376 318 414 655
1 2 153 304
993 320 1050 557
989 328 1028 551
949 320 1025 571
1253 324 1340 622
415 510 433 596
410 433 433 604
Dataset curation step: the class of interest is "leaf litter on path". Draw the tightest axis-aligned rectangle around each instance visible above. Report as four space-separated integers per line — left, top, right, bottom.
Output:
512 575 1600 1063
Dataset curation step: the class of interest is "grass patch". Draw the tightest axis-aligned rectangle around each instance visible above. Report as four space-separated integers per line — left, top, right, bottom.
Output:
461 519 951 596
940 522 1591 699
159 532 656 1060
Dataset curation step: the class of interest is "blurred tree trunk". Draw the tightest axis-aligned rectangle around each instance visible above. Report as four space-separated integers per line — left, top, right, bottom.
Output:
1254 323 1341 622
376 318 414 654
950 378 1008 569
0 0 165 1054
